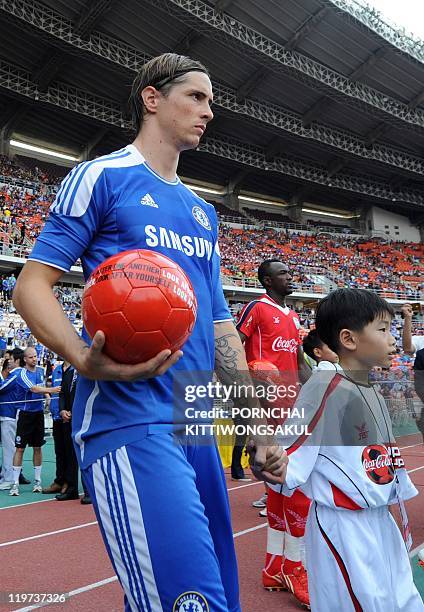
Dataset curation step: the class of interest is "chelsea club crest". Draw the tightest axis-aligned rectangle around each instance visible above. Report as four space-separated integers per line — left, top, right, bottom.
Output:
173 591 209 612
192 206 211 230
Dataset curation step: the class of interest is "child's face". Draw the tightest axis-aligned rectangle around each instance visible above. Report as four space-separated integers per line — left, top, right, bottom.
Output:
352 314 396 369
315 343 338 363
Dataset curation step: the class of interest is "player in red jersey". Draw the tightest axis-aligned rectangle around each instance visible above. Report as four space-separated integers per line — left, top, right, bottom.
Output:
237 259 312 609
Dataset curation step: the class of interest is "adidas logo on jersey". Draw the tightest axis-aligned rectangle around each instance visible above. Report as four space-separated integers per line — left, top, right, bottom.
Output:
140 193 158 208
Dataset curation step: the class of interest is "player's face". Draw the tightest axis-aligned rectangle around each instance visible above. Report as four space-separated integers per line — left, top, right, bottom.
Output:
11 356 20 369
24 349 37 369
266 263 294 296
157 72 214 151
353 315 396 369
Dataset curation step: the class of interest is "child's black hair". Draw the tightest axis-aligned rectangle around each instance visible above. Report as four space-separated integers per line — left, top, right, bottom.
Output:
316 288 394 353
11 347 25 368
302 329 323 361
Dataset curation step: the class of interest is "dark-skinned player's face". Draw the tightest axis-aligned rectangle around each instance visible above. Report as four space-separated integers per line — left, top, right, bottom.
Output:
264 262 294 297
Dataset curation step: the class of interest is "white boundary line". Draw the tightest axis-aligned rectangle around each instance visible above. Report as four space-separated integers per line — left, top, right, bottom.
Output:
233 522 267 538
14 577 119 612
2 440 421 511
400 443 424 451
13 522 269 611
3 463 424 547
0 498 56 511
13 530 424 612
227 481 262 491
0 512 268 549
407 466 424 474
0 522 98 548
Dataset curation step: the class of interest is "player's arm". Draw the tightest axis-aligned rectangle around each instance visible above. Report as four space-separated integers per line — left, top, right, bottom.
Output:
32 385 60 395
401 304 415 355
297 346 312 384
13 261 182 381
237 330 247 344
214 320 288 484
13 367 60 395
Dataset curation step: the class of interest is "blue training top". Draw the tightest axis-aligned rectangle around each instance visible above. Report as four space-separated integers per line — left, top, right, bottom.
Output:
0 367 42 418
29 145 232 468
19 366 45 412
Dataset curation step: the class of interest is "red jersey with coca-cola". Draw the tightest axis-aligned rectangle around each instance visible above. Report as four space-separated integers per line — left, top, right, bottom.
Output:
236 295 301 371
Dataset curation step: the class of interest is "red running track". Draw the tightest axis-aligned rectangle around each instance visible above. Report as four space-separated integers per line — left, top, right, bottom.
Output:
0 433 423 612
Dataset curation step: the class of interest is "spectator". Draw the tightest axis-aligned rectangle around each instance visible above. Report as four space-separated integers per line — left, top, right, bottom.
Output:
6 323 15 349
2 277 8 300
402 303 424 355
7 274 16 299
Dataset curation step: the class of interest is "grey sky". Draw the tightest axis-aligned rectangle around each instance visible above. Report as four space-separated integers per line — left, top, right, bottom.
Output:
358 0 424 38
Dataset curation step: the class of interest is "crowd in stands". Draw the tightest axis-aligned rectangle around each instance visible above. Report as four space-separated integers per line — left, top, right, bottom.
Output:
0 154 422 301
0 156 58 253
0 155 65 186
0 288 82 376
219 228 423 299
13 156 66 185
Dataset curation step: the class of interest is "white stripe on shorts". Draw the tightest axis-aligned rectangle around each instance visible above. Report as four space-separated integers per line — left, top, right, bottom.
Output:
93 457 141 611
92 448 162 612
115 446 162 611
108 455 149 610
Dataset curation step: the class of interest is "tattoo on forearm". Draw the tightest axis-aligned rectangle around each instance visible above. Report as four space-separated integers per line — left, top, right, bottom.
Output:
215 333 241 375
215 332 257 406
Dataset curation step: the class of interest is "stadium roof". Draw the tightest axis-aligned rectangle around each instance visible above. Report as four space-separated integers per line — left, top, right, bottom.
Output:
0 0 424 220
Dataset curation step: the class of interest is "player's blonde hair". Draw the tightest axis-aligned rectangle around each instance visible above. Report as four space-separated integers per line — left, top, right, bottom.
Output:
129 53 210 134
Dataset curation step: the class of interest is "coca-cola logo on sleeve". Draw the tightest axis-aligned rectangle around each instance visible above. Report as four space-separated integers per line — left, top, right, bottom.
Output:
361 445 394 485
272 337 298 353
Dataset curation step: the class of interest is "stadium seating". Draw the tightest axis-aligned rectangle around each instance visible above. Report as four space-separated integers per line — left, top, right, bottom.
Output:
219 228 423 299
15 155 67 184
0 156 422 302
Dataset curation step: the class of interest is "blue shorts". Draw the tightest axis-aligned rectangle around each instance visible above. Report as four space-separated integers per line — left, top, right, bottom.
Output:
82 430 241 612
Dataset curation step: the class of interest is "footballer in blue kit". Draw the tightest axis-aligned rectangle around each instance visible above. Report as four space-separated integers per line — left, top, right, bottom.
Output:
14 54 287 611
0 348 61 494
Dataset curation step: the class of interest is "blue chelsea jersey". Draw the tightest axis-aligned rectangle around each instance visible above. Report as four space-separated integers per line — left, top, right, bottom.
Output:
29 145 232 468
0 367 44 417
20 366 45 412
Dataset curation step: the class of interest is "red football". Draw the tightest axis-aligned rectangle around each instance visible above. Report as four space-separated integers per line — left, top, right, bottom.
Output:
247 360 280 383
82 249 197 364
